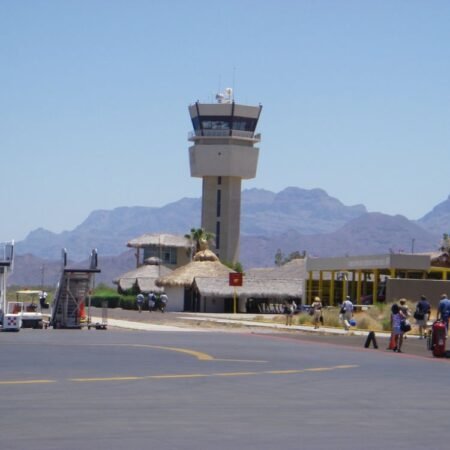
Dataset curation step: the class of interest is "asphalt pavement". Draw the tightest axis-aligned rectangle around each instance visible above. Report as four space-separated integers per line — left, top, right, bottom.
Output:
2 310 449 450
90 308 440 360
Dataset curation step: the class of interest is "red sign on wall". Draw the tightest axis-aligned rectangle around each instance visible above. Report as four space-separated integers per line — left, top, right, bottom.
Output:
229 273 243 287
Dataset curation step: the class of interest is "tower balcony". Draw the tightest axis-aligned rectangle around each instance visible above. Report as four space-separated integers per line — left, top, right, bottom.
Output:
188 130 261 143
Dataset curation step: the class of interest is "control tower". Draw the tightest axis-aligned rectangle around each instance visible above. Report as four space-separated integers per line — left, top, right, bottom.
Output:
188 89 262 263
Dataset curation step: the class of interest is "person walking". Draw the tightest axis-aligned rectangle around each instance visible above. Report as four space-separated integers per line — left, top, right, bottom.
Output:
398 299 411 339
284 300 296 326
136 293 144 313
311 296 323 329
158 293 168 312
391 303 406 353
148 292 156 311
414 295 431 339
340 295 354 331
437 293 450 335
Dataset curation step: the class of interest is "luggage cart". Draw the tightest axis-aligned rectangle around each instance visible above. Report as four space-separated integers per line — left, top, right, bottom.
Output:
88 300 108 330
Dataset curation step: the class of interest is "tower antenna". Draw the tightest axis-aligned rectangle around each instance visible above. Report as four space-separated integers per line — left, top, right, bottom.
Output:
232 66 236 100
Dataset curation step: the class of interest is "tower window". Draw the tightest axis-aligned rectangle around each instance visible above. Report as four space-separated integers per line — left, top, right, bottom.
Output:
216 221 221 250
192 116 258 132
144 246 177 265
218 176 222 185
216 189 221 217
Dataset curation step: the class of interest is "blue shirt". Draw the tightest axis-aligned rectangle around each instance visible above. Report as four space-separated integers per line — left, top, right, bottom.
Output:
438 297 450 318
342 299 353 313
417 299 431 314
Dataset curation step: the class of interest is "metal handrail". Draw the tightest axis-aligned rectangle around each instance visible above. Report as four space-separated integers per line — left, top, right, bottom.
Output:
188 130 261 141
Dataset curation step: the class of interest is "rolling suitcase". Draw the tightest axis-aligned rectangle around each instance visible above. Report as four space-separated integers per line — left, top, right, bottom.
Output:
431 321 447 357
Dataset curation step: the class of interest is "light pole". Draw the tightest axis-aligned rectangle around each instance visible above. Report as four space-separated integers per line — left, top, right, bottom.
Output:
41 264 45 290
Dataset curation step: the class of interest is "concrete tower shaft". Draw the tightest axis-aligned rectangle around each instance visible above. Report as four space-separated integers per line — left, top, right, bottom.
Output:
188 99 262 263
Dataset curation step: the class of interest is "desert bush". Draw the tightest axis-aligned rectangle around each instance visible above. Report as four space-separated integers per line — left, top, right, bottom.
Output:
322 308 341 328
253 315 266 322
381 317 392 331
353 314 381 331
294 313 313 325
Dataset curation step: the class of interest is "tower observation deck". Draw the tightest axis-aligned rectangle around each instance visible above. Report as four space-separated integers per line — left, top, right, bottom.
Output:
188 89 262 263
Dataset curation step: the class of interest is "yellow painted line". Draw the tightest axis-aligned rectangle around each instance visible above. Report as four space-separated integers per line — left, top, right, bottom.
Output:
70 376 142 382
13 342 217 362
134 345 215 361
212 371 258 377
103 344 215 361
147 374 208 380
70 365 359 383
1 365 360 385
213 358 268 363
0 380 56 385
333 365 359 369
267 365 359 375
266 369 306 375
3 342 265 363
128 345 267 362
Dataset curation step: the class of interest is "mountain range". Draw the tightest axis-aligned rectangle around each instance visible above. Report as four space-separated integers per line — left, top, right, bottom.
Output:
10 187 450 287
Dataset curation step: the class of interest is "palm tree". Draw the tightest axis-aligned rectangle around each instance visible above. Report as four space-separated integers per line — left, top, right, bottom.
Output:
440 233 450 253
184 228 215 257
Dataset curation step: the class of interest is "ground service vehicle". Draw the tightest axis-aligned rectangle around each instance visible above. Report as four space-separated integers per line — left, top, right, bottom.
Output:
7 290 50 329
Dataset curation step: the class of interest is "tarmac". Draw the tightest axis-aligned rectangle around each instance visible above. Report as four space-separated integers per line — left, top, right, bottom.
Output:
89 308 442 359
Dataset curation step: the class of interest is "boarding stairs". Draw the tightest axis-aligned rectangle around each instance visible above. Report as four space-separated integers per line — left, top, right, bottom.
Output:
51 249 100 329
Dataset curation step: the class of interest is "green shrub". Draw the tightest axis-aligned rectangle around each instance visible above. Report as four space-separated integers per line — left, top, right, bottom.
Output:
90 295 121 309
90 286 121 308
120 296 138 310
89 284 140 310
94 283 114 294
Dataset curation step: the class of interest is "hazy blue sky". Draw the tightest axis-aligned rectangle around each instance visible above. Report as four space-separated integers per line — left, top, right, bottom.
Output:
1 0 449 242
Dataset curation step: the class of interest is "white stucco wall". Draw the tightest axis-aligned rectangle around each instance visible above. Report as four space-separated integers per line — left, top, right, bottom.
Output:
163 286 185 312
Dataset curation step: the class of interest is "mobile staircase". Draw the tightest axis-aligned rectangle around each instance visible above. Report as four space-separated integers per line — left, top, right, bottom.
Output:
1 241 19 331
51 249 101 329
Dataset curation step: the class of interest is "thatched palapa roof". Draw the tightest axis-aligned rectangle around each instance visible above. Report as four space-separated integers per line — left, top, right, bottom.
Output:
114 261 172 293
127 233 190 249
156 249 233 288
193 276 302 300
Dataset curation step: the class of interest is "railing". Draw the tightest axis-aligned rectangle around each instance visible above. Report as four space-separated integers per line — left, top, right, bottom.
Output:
0 241 14 265
188 130 261 141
